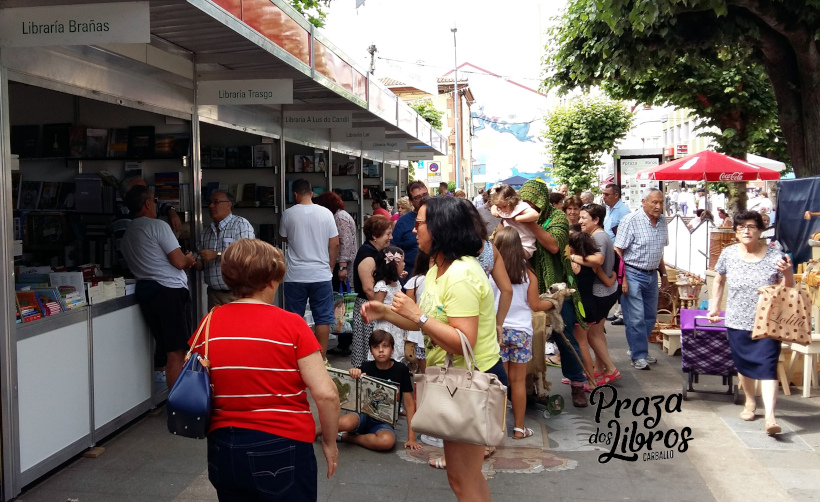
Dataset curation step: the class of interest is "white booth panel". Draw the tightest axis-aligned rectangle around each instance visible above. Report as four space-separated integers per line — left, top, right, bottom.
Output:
17 320 90 472
92 303 152 429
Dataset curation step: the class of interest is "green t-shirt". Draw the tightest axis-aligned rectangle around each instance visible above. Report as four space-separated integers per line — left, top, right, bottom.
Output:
420 256 500 371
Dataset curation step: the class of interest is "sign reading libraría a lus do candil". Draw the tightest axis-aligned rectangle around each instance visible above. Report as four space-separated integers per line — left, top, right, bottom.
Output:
0 2 150 47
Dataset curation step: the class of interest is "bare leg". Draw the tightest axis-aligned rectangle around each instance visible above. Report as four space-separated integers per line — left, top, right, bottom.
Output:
573 325 595 380
418 359 427 373
508 362 528 436
341 430 395 451
442 440 491 502
738 374 758 409
760 379 778 421
165 350 187 389
314 324 330 360
587 323 616 376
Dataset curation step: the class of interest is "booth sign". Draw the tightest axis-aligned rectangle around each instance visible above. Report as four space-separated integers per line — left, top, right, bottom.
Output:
284 110 353 128
198 79 293 105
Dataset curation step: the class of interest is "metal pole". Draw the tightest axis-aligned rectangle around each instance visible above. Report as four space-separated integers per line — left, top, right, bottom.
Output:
451 26 461 190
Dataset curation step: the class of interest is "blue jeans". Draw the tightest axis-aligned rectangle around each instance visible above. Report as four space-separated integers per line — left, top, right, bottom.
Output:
554 300 585 382
621 268 659 360
208 427 317 502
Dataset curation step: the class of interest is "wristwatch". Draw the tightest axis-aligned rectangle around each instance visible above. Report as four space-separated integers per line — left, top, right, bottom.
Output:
660 273 668 277
417 313 429 329
216 251 222 258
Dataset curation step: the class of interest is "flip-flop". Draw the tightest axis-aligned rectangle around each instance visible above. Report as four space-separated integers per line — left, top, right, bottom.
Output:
512 427 534 439
545 356 561 367
429 457 446 469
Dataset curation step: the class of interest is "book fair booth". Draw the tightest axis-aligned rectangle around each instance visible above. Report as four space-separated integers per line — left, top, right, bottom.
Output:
0 1 447 498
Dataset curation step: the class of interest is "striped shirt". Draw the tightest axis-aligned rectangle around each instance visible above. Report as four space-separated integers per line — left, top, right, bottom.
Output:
197 213 255 290
189 303 321 443
613 209 668 271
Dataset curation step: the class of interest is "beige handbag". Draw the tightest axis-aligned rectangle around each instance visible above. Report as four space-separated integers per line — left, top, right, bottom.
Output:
751 284 813 345
412 329 508 446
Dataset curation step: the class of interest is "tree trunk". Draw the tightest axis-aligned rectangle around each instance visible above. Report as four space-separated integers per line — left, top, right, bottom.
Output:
727 182 747 214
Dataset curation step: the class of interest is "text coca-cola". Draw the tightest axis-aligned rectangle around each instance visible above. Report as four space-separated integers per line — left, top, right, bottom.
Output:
718 172 744 181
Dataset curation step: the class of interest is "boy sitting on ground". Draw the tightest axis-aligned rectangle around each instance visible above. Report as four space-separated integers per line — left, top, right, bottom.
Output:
320 330 421 451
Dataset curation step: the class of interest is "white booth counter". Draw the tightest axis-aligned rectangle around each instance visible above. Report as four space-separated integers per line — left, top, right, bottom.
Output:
14 295 159 487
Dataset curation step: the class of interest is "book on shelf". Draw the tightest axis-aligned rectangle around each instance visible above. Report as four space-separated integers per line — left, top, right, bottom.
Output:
238 146 253 168
253 144 276 168
127 126 155 158
259 223 278 247
210 147 226 168
50 272 87 303
108 128 129 158
86 128 108 157
16 291 45 322
236 183 258 207
226 184 239 203
27 212 69 247
74 175 103 213
42 123 71 157
18 181 42 210
225 147 239 168
327 368 400 426
257 185 276 207
294 155 314 173
32 287 64 315
69 126 86 157
363 163 380 178
315 152 328 173
58 182 76 210
155 133 190 158
154 172 181 203
38 182 60 210
10 125 39 158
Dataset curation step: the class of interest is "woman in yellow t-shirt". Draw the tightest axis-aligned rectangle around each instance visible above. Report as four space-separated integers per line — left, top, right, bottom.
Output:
362 196 505 502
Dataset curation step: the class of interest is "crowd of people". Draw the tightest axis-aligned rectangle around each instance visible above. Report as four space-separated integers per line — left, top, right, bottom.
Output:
116 172 787 501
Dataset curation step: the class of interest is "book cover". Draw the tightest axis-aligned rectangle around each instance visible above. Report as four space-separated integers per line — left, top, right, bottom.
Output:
363 163 381 178
86 128 108 157
127 126 155 158
42 123 71 157
253 144 275 168
226 184 239 202
294 155 309 173
74 175 103 213
327 368 399 425
27 213 69 246
19 181 42 210
16 291 45 318
69 126 86 157
10 125 39 158
315 152 328 173
58 182 76 210
155 133 190 158
38 182 60 210
237 183 258 207
257 185 276 207
238 146 253 168
225 147 239 168
108 128 129 157
32 288 64 315
211 147 226 168
11 172 22 210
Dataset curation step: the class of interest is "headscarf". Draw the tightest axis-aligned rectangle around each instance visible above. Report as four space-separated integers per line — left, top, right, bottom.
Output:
519 179 586 325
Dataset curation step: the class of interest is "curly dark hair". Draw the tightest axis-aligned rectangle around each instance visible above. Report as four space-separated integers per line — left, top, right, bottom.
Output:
373 245 403 285
314 191 345 213
732 210 764 231
425 196 483 263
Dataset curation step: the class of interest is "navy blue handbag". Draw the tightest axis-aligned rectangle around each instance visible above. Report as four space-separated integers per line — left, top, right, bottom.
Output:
167 308 215 439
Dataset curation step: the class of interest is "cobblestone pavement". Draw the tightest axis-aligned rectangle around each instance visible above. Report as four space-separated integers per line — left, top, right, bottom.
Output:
14 323 820 502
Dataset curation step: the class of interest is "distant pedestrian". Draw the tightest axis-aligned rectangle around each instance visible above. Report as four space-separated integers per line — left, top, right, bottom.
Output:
438 181 453 196
558 184 569 196
614 188 669 370
580 191 594 205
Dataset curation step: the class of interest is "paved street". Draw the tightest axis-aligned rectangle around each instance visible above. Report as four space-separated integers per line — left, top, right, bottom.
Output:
14 323 820 502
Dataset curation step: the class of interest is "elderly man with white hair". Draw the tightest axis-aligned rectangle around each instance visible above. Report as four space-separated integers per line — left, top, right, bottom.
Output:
614 187 669 371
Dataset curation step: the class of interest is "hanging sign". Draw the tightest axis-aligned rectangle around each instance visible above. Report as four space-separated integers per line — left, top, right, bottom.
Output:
401 151 435 161
362 139 407 151
284 110 352 128
0 2 151 47
331 127 385 141
198 80 293 105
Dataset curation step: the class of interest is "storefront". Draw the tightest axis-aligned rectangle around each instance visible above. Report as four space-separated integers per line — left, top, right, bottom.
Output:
0 1 445 498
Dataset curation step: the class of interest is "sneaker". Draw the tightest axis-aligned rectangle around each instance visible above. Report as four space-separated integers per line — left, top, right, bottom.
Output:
645 355 658 364
611 318 625 325
571 385 589 407
627 350 631 357
631 358 651 370
420 434 444 448
606 315 618 321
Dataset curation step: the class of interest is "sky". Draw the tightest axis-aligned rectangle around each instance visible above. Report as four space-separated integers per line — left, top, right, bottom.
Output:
319 0 566 85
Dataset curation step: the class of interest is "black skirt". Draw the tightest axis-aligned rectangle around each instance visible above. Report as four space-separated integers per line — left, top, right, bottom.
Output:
726 328 781 380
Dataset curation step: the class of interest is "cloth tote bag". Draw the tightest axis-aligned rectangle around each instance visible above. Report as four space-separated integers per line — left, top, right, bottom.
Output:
751 284 813 346
412 329 508 446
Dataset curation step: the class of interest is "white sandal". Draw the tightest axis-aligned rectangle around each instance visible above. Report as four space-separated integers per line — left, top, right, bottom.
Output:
512 427 534 439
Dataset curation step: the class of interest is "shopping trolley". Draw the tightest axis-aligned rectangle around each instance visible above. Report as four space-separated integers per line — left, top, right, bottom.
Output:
680 309 742 403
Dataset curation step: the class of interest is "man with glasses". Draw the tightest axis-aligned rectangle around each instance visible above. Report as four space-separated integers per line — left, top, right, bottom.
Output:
194 190 255 308
392 180 429 280
614 187 670 370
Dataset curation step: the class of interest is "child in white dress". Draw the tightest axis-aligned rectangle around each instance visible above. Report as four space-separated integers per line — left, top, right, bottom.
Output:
367 246 408 362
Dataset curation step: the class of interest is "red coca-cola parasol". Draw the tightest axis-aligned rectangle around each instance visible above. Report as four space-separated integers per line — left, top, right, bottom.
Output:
636 150 781 182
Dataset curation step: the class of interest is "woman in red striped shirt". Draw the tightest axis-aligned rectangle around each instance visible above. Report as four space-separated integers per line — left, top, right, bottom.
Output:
190 238 340 502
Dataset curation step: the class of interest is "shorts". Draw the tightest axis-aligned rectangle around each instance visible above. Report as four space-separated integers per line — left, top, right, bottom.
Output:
350 413 395 437
415 345 426 361
136 281 192 354
283 281 335 326
500 328 533 364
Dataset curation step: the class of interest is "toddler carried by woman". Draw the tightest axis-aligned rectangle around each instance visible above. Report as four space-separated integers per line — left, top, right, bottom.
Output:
490 184 540 258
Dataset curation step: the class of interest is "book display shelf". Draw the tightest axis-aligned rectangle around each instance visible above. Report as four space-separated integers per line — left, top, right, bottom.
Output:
284 141 329 209
199 123 281 248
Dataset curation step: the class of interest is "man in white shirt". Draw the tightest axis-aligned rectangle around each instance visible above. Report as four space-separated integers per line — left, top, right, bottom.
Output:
748 191 774 213
280 179 340 361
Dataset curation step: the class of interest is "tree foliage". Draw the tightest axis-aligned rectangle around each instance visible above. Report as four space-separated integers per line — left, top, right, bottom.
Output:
544 96 633 194
541 0 820 178
287 0 331 28
411 100 444 130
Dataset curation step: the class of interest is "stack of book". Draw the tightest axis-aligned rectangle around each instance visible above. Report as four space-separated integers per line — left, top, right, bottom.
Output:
154 172 181 205
59 287 86 310
16 292 43 323
86 282 104 305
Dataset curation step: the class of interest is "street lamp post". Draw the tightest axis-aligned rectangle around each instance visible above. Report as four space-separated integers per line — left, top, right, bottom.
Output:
451 26 461 190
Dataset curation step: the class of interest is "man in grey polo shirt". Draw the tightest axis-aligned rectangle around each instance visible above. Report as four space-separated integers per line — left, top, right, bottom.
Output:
121 185 196 389
614 187 669 370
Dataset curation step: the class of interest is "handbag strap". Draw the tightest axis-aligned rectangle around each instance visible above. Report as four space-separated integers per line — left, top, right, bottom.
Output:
443 328 479 371
187 307 217 363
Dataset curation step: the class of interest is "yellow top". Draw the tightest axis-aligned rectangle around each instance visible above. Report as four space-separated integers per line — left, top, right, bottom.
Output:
421 256 500 371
